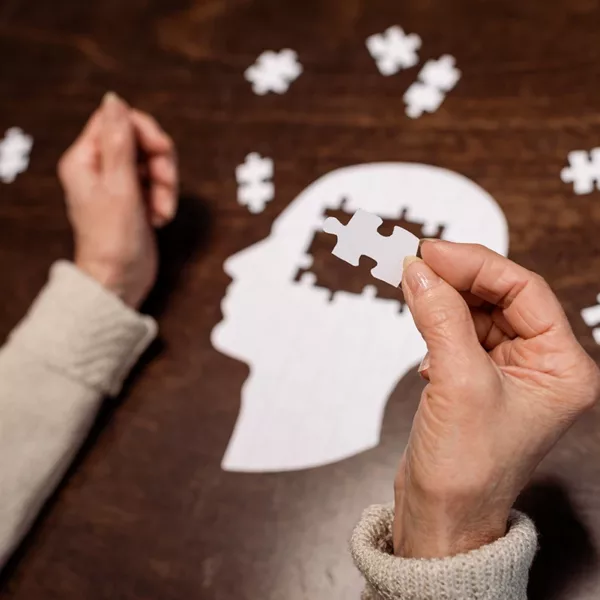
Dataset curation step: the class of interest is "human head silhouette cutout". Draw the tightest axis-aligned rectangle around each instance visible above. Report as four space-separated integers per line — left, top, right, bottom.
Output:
212 163 508 472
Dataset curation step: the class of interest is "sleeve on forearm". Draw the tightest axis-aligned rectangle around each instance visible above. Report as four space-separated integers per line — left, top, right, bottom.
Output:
0 261 157 567
351 504 538 600
8 261 157 396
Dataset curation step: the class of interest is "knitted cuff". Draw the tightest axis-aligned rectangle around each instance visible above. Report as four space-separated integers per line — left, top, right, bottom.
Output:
351 504 538 600
9 261 157 396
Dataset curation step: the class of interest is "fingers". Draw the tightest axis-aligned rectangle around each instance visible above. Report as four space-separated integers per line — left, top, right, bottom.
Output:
100 92 138 192
402 257 488 383
471 308 515 350
420 240 569 340
59 94 177 231
131 109 174 154
130 109 178 227
418 307 515 382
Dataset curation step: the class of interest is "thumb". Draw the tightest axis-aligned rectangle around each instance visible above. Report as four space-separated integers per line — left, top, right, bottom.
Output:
402 256 486 383
100 92 137 190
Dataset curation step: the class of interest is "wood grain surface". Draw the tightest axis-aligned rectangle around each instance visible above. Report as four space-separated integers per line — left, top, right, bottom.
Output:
2 0 600 598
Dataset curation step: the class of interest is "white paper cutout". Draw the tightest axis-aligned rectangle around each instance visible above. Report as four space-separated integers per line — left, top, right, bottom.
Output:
404 55 461 118
582 294 600 345
236 152 274 213
0 127 33 183
212 163 509 472
245 49 303 95
323 209 419 287
366 26 421 76
561 148 600 195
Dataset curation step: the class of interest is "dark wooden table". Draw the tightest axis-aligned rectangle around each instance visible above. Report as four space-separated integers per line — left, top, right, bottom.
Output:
2 0 600 598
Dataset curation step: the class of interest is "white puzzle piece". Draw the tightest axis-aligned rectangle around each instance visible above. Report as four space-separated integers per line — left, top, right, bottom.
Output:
0 127 33 183
561 148 600 195
323 209 419 287
366 26 421 76
212 162 509 473
245 49 303 95
236 152 274 213
420 55 461 91
404 55 461 118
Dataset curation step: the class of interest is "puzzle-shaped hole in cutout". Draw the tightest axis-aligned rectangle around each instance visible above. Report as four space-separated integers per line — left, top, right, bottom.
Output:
294 203 445 307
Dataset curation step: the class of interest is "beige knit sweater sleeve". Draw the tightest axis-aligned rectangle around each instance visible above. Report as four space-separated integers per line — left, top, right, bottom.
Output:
351 504 539 599
0 261 156 567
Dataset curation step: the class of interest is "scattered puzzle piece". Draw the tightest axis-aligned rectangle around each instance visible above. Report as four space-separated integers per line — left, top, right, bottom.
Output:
404 83 445 119
404 55 461 118
0 127 33 183
236 153 274 213
366 26 421 76
245 49 303 95
561 148 600 195
322 209 420 287
420 55 461 91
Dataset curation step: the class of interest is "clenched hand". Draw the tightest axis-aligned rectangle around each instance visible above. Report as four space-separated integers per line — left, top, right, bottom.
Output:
394 240 600 558
58 93 178 308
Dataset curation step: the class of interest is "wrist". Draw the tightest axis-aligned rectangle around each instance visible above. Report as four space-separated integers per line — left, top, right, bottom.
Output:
75 258 142 309
393 489 509 558
394 516 508 559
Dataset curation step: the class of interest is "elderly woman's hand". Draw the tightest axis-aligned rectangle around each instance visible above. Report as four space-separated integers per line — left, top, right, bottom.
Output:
58 93 178 308
394 240 600 558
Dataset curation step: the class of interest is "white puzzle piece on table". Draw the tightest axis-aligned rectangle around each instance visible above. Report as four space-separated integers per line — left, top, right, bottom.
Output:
404 55 461 118
236 152 274 213
561 148 600 195
366 26 421 76
0 127 33 183
212 162 509 473
420 55 461 90
245 49 303 95
323 209 419 287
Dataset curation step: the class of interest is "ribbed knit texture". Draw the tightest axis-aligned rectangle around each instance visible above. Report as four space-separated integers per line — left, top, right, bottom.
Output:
8 261 157 396
351 504 538 600
0 261 157 566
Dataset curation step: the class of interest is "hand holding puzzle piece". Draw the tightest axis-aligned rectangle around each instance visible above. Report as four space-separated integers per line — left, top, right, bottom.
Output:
322 209 420 288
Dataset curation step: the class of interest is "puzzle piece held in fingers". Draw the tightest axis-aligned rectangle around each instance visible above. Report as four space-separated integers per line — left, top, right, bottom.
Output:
322 209 420 287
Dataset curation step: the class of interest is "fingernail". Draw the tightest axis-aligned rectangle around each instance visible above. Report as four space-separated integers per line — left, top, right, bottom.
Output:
418 353 430 374
403 256 439 294
163 197 177 221
103 91 119 106
102 92 127 116
403 255 422 269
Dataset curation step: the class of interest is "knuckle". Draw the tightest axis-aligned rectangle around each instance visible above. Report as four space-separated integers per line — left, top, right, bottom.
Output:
108 129 129 150
469 243 488 254
559 350 600 414
531 271 548 287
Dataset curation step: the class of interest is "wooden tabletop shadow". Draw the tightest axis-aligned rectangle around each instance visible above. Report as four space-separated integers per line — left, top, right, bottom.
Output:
143 192 213 317
0 193 213 589
516 480 597 600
